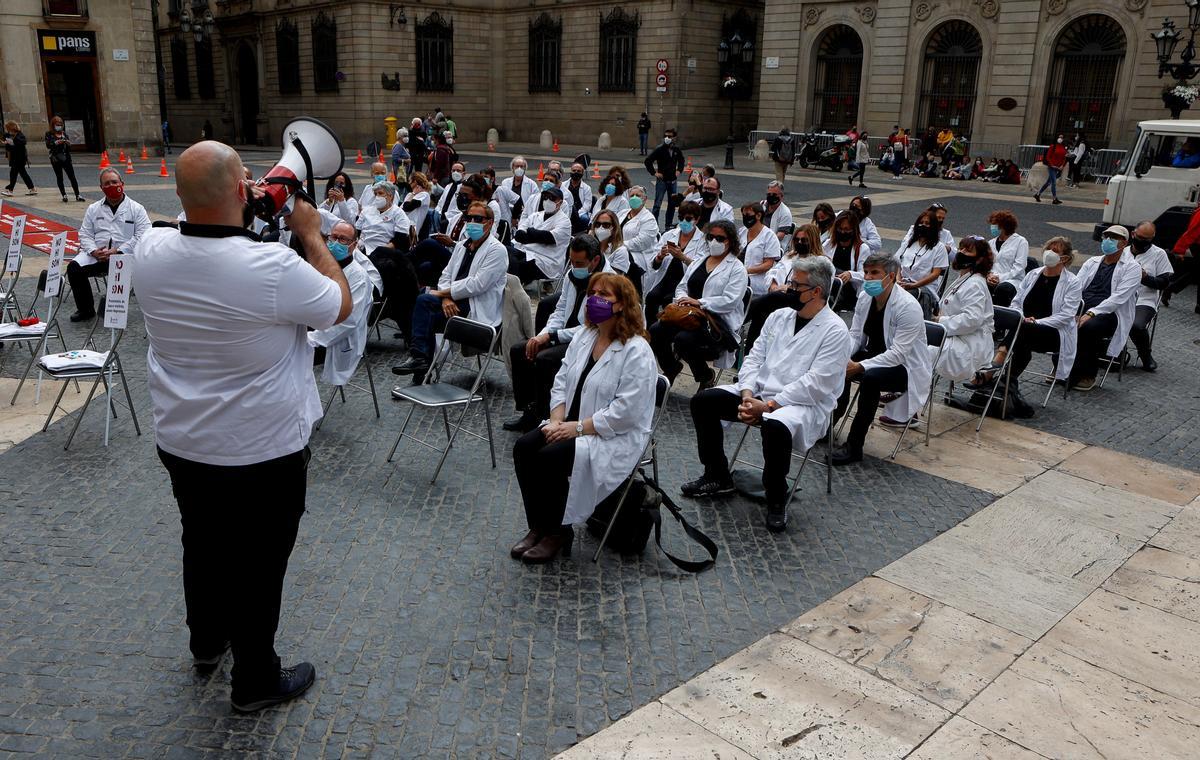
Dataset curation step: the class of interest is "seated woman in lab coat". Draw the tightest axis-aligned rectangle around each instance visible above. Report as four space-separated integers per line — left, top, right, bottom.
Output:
739 202 783 297
745 223 823 352
930 236 994 382
589 209 631 275
619 185 660 295
309 222 375 386
684 256 851 533
510 272 658 564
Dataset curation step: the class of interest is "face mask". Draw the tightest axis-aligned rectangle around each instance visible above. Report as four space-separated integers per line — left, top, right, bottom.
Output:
954 252 976 270
863 277 886 297
663 136 673 145
708 239 726 257
1043 250 1061 268
782 289 803 309
465 222 486 241
678 220 695 234
456 193 471 211
446 137 454 145
451 171 463 183
835 230 852 243
54 125 64 132
628 196 644 210
817 218 833 231
594 227 612 242
102 185 123 202
327 240 351 261
1100 238 1119 255
514 167 525 178
742 215 758 228
793 239 808 254
541 181 555 191
374 174 387 183
766 195 781 206
1131 238 1152 254
701 191 718 203
570 265 591 280
1057 138 1064 144
586 295 615 324
571 172 583 181
604 184 617 197
375 197 390 211
989 224 1000 238
915 224 931 236
542 199 558 215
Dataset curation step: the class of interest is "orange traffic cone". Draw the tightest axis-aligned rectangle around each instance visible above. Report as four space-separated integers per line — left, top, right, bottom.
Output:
552 139 559 153
159 158 169 177
125 159 135 175
378 151 385 164
488 141 495 152
99 151 109 168
118 149 126 163
537 163 545 181
140 145 149 161
685 156 693 173
388 172 395 183
356 150 364 164
591 163 601 180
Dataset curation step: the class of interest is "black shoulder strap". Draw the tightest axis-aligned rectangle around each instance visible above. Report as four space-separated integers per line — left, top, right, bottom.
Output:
640 471 718 573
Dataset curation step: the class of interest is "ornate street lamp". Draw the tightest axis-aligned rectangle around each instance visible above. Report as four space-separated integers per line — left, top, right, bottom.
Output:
179 6 216 43
1155 0 1200 117
718 30 755 169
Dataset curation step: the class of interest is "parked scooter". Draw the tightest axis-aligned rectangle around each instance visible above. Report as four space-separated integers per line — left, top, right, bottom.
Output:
796 132 846 172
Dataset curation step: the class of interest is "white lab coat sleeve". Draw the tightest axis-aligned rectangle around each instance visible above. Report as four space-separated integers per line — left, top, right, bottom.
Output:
625 213 658 255
698 263 745 314
861 297 924 371
736 312 773 393
774 324 853 408
77 204 99 257
118 203 151 255
939 277 990 336
308 265 371 347
317 208 341 235
1000 236 1030 283
590 342 658 439
860 218 883 254
449 244 508 302
543 276 571 335
1090 260 1141 315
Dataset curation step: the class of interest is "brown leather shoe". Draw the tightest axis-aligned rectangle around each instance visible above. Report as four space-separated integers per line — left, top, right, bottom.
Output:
510 530 542 559
521 530 574 564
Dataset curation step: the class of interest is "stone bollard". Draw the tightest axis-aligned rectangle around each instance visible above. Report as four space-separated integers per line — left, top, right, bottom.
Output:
384 116 398 149
598 132 612 150
487 128 499 148
540 130 554 150
753 139 770 161
1026 162 1048 193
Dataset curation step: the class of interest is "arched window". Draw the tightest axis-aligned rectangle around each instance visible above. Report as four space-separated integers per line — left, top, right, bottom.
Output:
417 12 454 92
528 14 561 93
312 12 338 93
195 39 215 99
276 19 300 95
1040 14 1126 147
918 20 982 135
813 25 863 132
170 36 190 100
599 8 639 93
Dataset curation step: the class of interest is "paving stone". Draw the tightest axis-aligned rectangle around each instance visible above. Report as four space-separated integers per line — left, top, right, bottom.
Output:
906 716 1046 760
1149 502 1200 560
1055 446 1200 506
1103 545 1200 624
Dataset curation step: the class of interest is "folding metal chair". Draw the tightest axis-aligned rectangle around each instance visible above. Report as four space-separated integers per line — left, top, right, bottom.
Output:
5 279 73 405
386 316 499 483
728 409 835 509
974 305 1024 433
1 253 25 322
38 325 141 449
314 296 387 431
592 374 670 561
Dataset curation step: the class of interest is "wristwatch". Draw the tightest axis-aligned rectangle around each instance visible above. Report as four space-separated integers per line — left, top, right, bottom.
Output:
575 422 585 436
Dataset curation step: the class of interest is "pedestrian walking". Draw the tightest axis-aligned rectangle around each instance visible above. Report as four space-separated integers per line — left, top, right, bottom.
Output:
637 112 651 156
45 115 83 202
848 132 870 188
2 121 36 197
769 127 796 186
1035 134 1068 204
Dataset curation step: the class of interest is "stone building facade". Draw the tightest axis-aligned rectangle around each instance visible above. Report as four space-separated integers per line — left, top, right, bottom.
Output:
0 0 161 152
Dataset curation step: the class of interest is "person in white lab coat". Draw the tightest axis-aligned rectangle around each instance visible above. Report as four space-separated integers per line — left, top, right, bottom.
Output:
409 174 497 288
510 272 657 564
390 202 508 385
763 181 794 243
357 162 390 210
590 170 631 221
644 201 709 317
67 168 151 320
896 202 954 255
812 202 836 247
509 185 572 283
309 222 374 386
684 256 851 532
648 219 749 388
832 252 932 465
590 209 630 274
986 210 1030 307
931 236 995 382
400 172 432 239
697 177 734 226
1127 221 1173 371
319 172 360 226
356 181 412 254
828 210 869 311
739 202 783 296
1070 225 1142 390
561 162 594 233
849 195 882 255
894 208 949 316
495 156 537 226
619 185 659 295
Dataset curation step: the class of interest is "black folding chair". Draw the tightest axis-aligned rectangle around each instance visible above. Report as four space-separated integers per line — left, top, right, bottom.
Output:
314 296 387 431
1 251 25 322
592 374 670 561
386 316 499 483
974 305 1024 432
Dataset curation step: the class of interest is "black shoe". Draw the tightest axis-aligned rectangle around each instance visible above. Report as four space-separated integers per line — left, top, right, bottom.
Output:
680 474 736 498
1140 352 1158 372
1052 198 1062 205
69 310 95 323
61 194 69 203
766 503 788 533
75 195 86 202
1033 194 1041 203
391 354 430 375
831 445 863 467
193 641 231 673
503 409 539 432
231 662 316 713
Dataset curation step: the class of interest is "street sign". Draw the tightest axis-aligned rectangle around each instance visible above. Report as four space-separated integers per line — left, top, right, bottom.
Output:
656 59 669 73
655 73 668 93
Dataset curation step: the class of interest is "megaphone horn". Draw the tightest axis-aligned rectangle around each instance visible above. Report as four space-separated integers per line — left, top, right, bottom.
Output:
257 117 344 218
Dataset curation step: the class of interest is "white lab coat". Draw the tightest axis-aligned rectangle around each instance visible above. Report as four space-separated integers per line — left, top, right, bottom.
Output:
1134 244 1174 309
319 196 360 226
933 273 994 381
1076 249 1142 357
898 225 954 255
1011 267 1082 380
600 243 630 274
717 306 852 451
515 208 572 280
823 239 869 284
356 204 412 253
496 175 537 223
307 259 372 386
76 196 151 266
620 207 660 272
765 203 794 237
551 330 657 525
849 285 932 420
403 190 430 235
560 179 594 220
643 227 706 294
739 226 783 295
543 257 616 343
675 253 749 369
858 216 883 255
701 199 735 225
354 250 383 295
895 239 949 300
989 234 1030 288
438 235 509 327
591 192 630 221
767 254 800 290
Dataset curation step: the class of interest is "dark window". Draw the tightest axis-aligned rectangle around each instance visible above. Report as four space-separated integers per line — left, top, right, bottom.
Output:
598 8 638 93
416 12 454 92
276 19 300 95
195 38 215 99
918 21 983 135
312 12 338 93
45 0 86 16
168 0 181 15
171 36 191 99
813 25 863 132
1040 14 1126 148
528 13 561 93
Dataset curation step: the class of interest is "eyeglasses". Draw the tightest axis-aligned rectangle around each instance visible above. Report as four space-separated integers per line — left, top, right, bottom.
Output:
328 235 355 244
463 214 488 223
786 283 815 294
706 234 728 242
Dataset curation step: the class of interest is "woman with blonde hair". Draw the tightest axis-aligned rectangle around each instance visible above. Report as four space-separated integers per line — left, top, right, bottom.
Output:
590 208 630 274
511 272 658 564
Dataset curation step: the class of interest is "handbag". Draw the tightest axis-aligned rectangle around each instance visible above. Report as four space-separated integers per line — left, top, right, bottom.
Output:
657 301 705 331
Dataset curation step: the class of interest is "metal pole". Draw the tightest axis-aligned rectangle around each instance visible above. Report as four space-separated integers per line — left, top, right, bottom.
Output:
724 94 735 169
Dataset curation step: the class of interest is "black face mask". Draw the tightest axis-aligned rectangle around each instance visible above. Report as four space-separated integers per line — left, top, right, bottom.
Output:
782 289 803 309
817 218 833 231
954 252 976 270
794 240 809 254
1131 237 1152 254
915 224 931 236
742 215 758 228
456 193 471 211
836 231 853 243
570 172 583 180
701 191 718 203
766 195 781 206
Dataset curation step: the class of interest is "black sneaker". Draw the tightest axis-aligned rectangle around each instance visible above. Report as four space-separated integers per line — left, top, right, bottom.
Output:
765 504 788 533
391 354 430 375
831 445 863 467
69 310 95 323
680 474 735 498
193 641 230 673
1052 198 1062 205
230 662 316 714
503 409 539 432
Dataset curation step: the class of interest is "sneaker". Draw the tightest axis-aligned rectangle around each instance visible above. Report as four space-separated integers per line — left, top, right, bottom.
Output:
62 194 69 203
831 445 863 467
877 415 918 429
75 195 86 202
1073 377 1096 391
680 474 735 498
25 189 36 196
765 503 788 533
0 190 12 197
1033 194 1041 203
1052 198 1062 205
391 354 430 375
230 662 316 713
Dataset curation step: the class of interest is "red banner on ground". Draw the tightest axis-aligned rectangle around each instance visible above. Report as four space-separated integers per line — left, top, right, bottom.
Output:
0 205 79 256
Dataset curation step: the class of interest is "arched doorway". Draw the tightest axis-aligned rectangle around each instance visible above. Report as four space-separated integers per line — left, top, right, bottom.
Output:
918 20 982 135
1040 14 1126 147
812 25 864 132
235 43 259 145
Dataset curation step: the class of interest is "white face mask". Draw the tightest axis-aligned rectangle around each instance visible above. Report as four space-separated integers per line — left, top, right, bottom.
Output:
708 239 726 257
1043 250 1061 268
375 196 390 211
594 227 612 242
451 171 463 183
542 199 557 215
514 167 525 178
447 137 454 145
663 137 673 145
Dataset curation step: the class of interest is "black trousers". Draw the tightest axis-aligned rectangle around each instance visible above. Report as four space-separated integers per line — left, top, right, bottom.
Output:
644 258 686 325
6 163 34 191
849 161 867 185
990 281 1017 308
1071 311 1118 381
535 292 559 334
1129 304 1157 356
691 388 794 505
51 159 79 197
66 259 109 315
626 260 646 298
506 248 548 284
746 291 791 351
509 342 568 415
649 320 723 384
409 238 452 288
368 247 419 338
157 446 309 688
513 429 575 534
833 351 909 450
1008 321 1060 382
1166 252 1199 308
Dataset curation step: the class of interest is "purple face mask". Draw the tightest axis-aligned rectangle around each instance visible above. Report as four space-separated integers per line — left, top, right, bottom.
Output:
586 295 615 324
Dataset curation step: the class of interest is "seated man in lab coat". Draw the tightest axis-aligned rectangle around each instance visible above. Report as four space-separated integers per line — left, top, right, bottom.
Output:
683 256 851 532
508 185 572 284
831 251 932 465
309 222 374 386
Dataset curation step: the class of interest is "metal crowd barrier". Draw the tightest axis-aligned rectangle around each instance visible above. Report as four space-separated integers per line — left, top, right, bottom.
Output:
1086 149 1126 184
1015 144 1050 172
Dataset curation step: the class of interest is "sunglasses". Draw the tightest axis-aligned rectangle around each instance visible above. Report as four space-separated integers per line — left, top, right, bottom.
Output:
706 234 728 243
679 216 698 223
596 221 615 229
463 214 488 223
766 195 782 202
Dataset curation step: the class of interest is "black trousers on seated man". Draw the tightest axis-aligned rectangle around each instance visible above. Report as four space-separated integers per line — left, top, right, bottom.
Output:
157 446 309 692
1070 311 1118 382
64 259 109 316
691 388 794 504
509 342 569 418
506 247 549 285
833 350 909 452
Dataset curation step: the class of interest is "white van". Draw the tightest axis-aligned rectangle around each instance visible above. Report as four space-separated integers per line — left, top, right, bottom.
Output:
1095 119 1200 244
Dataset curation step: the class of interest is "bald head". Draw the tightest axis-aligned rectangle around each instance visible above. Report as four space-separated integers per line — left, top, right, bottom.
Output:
176 141 244 217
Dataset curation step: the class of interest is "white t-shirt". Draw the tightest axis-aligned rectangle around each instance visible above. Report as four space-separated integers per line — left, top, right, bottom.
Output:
134 223 342 465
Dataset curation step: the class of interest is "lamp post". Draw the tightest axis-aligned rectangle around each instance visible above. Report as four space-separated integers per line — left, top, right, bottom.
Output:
1154 0 1200 117
718 30 754 169
179 6 216 43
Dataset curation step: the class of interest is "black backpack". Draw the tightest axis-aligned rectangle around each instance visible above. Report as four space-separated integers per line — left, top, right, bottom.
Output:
775 136 795 165
586 470 718 573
